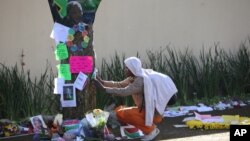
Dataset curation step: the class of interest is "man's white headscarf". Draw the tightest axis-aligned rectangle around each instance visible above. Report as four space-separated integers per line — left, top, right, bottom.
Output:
124 57 178 126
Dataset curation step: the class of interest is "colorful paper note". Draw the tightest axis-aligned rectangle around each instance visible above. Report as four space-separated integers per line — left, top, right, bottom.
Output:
69 56 93 74
57 64 71 80
55 43 68 60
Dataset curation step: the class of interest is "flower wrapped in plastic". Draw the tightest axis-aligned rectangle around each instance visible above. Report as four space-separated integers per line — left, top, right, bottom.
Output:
85 109 109 138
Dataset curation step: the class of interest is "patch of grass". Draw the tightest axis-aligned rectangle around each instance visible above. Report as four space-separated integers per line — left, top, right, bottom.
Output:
0 63 58 120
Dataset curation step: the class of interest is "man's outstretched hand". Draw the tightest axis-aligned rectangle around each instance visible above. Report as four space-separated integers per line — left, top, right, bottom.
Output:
94 78 106 91
96 75 104 84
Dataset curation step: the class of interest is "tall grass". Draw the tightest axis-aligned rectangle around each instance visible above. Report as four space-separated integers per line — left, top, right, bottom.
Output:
189 47 223 100
0 63 58 121
224 42 250 96
98 40 250 106
146 47 191 103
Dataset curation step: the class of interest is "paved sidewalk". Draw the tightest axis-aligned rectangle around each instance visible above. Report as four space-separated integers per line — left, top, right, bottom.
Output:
165 132 229 141
118 105 250 140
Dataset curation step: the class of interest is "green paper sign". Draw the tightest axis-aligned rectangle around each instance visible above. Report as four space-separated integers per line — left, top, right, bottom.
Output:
57 64 72 80
55 43 69 61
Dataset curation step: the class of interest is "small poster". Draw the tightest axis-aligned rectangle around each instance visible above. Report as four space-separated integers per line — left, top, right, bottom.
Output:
61 84 76 107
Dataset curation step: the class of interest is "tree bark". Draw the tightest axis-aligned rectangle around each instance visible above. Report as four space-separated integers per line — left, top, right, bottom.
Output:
62 25 96 119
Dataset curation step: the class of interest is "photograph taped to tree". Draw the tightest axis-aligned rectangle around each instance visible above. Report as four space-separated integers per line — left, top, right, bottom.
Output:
63 85 74 100
61 84 76 107
48 0 102 27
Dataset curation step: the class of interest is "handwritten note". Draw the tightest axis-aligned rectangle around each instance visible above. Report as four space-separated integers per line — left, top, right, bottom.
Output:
74 72 88 91
57 64 71 80
69 56 93 74
55 43 68 60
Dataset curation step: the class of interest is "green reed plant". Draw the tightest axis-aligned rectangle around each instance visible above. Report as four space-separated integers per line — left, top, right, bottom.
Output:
195 47 222 99
146 46 191 104
0 63 58 120
164 47 191 104
145 47 168 73
224 42 250 96
99 52 126 81
96 52 128 108
28 66 59 116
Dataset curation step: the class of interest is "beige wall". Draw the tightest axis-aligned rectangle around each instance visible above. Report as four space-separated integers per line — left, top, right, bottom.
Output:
1 0 250 78
0 0 55 78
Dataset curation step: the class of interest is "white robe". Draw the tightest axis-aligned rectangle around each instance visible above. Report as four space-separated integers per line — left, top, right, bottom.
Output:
125 57 178 126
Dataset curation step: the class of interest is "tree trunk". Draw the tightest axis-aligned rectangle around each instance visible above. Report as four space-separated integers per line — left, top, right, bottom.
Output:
48 0 102 119
62 24 97 119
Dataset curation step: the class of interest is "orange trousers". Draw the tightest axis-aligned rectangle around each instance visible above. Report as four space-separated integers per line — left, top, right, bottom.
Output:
115 106 162 135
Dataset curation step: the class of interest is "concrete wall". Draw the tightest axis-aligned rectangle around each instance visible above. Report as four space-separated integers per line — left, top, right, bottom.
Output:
1 0 250 78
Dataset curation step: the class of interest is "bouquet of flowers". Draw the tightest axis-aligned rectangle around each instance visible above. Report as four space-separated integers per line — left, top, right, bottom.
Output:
85 109 109 138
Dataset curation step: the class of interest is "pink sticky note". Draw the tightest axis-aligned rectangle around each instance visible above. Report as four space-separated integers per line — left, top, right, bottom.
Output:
69 56 93 74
